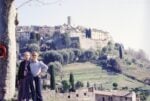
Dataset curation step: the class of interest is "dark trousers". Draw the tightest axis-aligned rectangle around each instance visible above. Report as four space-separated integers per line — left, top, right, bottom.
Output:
18 73 36 101
29 74 36 101
34 76 43 101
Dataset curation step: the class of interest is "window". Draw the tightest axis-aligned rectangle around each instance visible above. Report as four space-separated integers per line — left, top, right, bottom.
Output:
102 97 105 101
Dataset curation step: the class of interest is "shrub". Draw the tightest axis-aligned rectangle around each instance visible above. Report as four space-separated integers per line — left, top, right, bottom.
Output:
61 80 70 93
72 48 82 61
112 82 118 90
42 50 63 64
48 61 63 76
108 58 122 73
67 49 75 63
75 81 84 89
26 43 40 52
69 73 75 92
58 50 70 64
48 65 55 90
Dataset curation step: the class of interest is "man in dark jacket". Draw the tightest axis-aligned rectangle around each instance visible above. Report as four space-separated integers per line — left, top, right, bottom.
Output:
17 52 35 101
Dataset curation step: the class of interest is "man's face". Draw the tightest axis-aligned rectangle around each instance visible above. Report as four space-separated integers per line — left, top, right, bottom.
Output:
24 52 30 60
31 52 38 61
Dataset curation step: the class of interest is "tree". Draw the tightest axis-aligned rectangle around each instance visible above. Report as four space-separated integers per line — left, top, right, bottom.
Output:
108 58 122 73
80 50 96 61
119 45 123 59
0 0 17 100
42 50 63 64
75 81 84 89
63 33 71 48
69 73 75 92
27 43 40 52
67 49 75 63
112 82 118 90
48 65 55 90
61 80 70 93
87 81 90 88
85 28 92 38
58 50 70 64
72 48 82 60
48 61 63 77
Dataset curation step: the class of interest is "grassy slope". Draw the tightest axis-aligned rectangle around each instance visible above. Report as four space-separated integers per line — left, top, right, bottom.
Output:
62 62 150 90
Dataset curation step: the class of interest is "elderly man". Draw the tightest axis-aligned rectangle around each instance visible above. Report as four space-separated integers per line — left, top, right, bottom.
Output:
17 51 35 101
30 51 48 101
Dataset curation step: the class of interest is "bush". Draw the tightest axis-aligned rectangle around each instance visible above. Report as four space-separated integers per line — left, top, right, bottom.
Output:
48 61 63 76
87 81 90 88
42 50 63 64
69 73 75 92
98 54 107 60
125 59 132 65
108 58 122 73
72 48 82 61
79 49 96 61
75 81 84 89
58 50 70 64
48 65 55 90
101 47 108 54
26 43 40 52
131 58 136 64
61 80 70 93
66 49 75 63
112 82 118 90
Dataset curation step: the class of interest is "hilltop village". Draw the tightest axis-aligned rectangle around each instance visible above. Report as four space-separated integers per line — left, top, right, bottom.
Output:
16 17 113 53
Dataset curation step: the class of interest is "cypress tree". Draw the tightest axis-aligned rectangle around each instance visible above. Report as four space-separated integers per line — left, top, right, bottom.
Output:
69 72 75 91
87 81 90 88
119 45 123 59
49 65 55 90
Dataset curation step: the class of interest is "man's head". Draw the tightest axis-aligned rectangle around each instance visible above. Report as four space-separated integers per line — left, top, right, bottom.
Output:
24 51 30 61
31 51 39 61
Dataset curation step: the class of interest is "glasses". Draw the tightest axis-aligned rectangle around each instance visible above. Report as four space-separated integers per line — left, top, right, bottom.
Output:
32 54 37 56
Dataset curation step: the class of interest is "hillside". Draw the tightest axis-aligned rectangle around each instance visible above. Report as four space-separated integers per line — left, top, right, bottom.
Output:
62 62 150 90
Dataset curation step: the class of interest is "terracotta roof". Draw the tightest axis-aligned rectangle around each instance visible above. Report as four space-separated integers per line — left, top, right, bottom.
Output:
94 90 134 98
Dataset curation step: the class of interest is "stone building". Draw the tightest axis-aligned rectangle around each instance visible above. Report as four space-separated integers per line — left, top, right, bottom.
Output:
94 90 137 101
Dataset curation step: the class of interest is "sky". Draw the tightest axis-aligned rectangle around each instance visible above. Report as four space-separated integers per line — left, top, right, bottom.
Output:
15 0 150 57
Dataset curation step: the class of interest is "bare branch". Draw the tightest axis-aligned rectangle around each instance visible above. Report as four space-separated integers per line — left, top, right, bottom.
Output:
16 0 34 9
35 0 62 5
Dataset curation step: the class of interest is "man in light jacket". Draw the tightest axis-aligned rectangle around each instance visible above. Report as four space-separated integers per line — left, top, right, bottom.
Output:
30 51 48 101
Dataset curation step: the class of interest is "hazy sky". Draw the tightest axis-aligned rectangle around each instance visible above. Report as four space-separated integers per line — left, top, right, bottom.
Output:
15 0 150 57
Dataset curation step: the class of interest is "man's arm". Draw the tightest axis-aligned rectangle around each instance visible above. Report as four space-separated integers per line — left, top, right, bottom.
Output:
40 61 48 72
17 62 23 81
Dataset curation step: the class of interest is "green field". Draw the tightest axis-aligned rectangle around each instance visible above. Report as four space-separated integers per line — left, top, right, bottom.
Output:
61 62 150 90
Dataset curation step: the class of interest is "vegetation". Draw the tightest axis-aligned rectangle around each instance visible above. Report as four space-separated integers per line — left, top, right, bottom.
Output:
17 29 150 100
119 45 123 59
61 80 70 93
69 73 75 92
48 65 55 90
87 81 90 88
75 81 84 89
26 43 40 52
62 62 150 91
48 62 63 77
112 82 118 90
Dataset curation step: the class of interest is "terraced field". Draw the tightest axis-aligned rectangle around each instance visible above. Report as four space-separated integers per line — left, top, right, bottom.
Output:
62 62 150 90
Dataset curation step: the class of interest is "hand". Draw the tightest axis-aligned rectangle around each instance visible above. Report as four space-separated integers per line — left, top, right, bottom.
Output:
38 72 45 78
